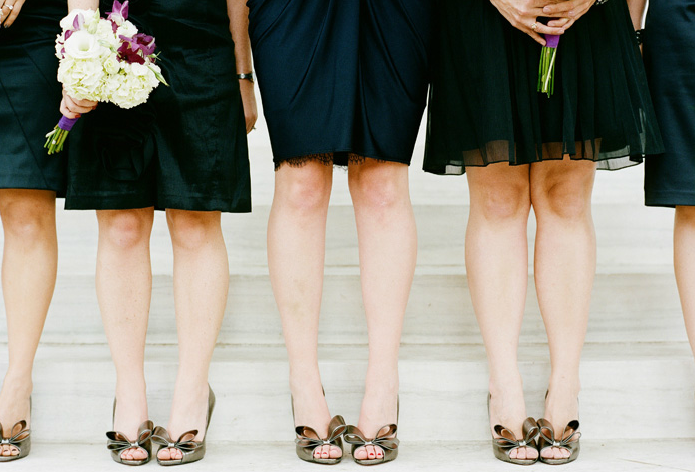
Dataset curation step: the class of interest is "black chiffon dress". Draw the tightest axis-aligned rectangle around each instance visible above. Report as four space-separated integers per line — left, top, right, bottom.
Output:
425 0 664 175
66 0 251 212
643 0 695 207
248 0 432 168
0 0 66 195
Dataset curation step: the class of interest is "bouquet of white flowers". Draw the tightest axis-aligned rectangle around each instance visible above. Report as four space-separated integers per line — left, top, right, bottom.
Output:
45 1 167 155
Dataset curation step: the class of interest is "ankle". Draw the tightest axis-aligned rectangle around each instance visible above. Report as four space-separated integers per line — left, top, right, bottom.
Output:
488 373 524 398
547 376 581 398
0 372 33 397
288 369 323 397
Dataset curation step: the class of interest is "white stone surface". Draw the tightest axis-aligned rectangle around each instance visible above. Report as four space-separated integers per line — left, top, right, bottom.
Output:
3 440 694 472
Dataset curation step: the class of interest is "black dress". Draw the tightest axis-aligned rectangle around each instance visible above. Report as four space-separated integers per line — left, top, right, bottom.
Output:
425 0 664 175
248 0 432 168
644 0 695 207
66 0 251 212
0 0 66 195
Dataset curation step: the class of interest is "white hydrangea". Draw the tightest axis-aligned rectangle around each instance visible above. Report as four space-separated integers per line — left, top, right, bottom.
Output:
58 57 106 101
116 21 138 39
108 62 160 109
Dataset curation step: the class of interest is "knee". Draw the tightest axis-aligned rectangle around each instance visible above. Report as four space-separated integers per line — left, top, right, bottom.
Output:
532 179 593 220
0 198 54 242
167 211 219 251
278 169 332 214
474 184 531 223
348 166 407 210
98 211 152 250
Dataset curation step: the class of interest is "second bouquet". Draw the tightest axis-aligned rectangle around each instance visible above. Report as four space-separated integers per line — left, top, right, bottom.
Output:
45 1 167 155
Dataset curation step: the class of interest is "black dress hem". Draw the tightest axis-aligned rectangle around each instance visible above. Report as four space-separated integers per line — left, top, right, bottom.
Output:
65 194 251 213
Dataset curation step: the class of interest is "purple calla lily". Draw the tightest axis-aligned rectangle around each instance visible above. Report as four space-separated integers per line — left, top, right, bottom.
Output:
72 12 84 31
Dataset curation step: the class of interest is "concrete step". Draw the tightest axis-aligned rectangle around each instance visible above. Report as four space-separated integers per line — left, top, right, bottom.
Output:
0 274 685 347
3 439 694 472
3 342 694 444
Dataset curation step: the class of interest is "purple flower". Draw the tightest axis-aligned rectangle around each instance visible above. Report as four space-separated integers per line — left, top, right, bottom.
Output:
107 0 129 25
545 34 560 49
72 12 84 31
118 33 157 58
117 42 146 64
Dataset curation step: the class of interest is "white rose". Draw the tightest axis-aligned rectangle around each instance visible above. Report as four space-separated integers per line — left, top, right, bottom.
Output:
94 19 119 48
116 21 138 39
103 54 121 75
63 30 101 60
129 63 149 77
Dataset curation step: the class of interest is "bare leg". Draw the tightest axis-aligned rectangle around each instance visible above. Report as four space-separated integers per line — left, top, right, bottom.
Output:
466 165 537 461
530 157 596 460
0 190 57 457
96 208 155 462
157 210 228 462
346 160 414 461
267 161 339 460
675 206 695 358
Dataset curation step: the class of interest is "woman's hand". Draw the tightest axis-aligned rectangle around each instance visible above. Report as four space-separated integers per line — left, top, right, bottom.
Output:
542 0 596 30
60 88 97 119
0 0 25 28
490 0 569 45
239 80 258 134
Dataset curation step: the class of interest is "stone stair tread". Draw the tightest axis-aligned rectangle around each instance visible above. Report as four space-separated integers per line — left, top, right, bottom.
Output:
2 440 692 471
1 273 685 345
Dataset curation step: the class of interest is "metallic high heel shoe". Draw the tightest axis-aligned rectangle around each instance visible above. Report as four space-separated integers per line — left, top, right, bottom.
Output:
0 397 31 463
536 418 581 465
106 399 154 466
152 386 216 466
343 397 399 466
292 393 346 465
488 394 540 466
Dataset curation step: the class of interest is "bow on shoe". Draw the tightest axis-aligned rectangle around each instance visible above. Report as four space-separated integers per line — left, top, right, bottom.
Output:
343 424 399 451
151 426 201 453
493 418 540 452
295 415 347 449
538 419 581 450
0 421 30 451
106 421 153 453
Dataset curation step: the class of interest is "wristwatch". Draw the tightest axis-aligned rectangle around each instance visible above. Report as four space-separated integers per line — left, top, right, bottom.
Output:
237 72 255 84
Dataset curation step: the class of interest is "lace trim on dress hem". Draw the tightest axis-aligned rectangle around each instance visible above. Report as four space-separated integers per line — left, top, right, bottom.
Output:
274 152 384 170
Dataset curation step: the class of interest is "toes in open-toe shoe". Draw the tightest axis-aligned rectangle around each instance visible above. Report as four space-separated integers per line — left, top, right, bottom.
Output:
488 393 539 466
343 423 399 466
0 419 31 462
537 418 581 465
106 420 154 466
152 386 216 466
491 419 540 466
294 414 347 465
0 396 32 462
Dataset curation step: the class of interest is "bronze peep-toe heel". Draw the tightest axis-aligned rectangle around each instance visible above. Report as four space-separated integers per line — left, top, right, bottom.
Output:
152 386 216 466
292 392 347 465
0 397 32 462
536 418 581 465
343 397 400 466
106 399 154 466
488 394 540 466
